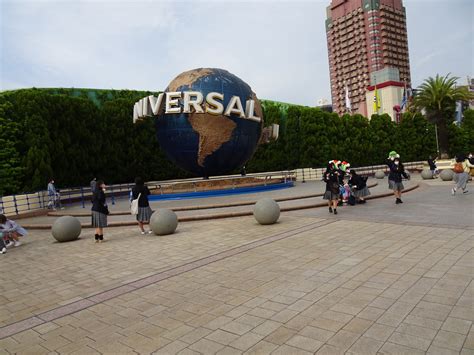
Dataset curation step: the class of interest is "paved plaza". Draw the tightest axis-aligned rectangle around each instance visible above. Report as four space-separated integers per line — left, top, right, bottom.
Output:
0 177 473 354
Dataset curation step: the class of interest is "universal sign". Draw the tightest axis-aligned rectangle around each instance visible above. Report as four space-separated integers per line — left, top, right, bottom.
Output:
133 92 262 123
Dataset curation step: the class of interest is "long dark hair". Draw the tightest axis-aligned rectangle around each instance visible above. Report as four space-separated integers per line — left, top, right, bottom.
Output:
456 153 466 163
96 180 104 190
134 177 145 192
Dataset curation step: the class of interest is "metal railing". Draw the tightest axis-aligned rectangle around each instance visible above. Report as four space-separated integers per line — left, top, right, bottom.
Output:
0 162 427 216
294 161 425 181
0 171 295 216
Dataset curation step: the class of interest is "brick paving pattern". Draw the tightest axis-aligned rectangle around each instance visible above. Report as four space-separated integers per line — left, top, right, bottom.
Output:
0 180 472 354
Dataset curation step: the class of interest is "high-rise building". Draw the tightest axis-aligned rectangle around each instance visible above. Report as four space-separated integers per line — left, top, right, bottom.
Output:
326 0 411 116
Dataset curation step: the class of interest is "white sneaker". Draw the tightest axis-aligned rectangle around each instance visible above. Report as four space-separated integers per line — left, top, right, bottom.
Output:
14 241 21 247
0 248 6 254
147 230 152 234
141 231 146 235
451 188 456 196
5 241 13 248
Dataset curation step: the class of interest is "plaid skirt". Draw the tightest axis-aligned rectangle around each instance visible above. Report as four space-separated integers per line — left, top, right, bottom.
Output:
323 190 340 200
352 186 371 198
137 206 153 222
388 180 404 191
91 211 107 228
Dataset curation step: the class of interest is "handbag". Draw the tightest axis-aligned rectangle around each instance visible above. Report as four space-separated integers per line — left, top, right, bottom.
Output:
131 193 141 215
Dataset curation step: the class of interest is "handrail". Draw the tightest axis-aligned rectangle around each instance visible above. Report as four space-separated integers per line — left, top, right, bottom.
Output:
0 171 295 216
0 162 426 216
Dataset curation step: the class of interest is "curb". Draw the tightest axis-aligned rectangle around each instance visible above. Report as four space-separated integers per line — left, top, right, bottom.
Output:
46 183 379 217
22 184 418 230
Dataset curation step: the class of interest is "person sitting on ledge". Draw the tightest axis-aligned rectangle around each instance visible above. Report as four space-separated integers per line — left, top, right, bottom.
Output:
0 214 28 248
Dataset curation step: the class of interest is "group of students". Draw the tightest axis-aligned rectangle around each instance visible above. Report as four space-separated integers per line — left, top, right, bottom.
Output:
90 177 153 242
323 160 371 214
323 151 412 214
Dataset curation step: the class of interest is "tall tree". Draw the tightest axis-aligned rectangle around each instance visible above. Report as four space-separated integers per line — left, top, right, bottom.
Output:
413 74 474 157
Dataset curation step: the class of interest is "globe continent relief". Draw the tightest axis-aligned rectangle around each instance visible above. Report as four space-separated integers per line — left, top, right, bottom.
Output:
155 68 263 176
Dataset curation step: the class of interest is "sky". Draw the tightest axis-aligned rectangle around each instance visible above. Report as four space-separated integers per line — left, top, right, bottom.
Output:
1 0 473 106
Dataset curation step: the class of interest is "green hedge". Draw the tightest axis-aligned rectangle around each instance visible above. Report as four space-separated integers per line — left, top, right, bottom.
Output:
1 88 472 195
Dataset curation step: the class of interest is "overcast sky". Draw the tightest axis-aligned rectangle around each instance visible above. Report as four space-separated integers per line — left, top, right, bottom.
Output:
1 0 472 106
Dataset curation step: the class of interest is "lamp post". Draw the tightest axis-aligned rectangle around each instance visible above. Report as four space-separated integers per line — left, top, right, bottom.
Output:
434 123 440 156
297 115 306 183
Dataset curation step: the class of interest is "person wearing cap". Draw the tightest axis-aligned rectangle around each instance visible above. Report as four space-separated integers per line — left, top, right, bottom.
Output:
387 153 409 204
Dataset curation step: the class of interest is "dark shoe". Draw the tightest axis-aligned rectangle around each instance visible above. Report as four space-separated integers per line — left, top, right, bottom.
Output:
333 209 338 215
99 235 104 242
329 207 333 213
463 190 469 194
396 199 401 204
94 234 99 242
399 199 403 203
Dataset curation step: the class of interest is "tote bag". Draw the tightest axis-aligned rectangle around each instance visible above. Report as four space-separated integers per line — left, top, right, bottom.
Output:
131 193 141 215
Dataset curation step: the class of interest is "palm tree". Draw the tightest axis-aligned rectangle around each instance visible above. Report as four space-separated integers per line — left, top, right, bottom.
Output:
413 74 473 157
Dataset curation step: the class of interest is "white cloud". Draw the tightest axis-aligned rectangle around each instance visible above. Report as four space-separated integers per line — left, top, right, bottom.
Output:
1 0 473 105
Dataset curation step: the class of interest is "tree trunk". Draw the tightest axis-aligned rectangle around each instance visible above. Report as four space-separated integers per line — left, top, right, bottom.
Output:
437 119 450 158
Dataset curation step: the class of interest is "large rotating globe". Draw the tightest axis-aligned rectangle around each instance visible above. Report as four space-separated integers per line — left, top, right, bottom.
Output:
155 68 263 176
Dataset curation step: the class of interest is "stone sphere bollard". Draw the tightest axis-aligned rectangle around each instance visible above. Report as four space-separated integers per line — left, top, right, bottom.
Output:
253 198 280 225
421 169 433 180
440 169 454 181
375 171 385 179
51 216 82 242
150 209 178 235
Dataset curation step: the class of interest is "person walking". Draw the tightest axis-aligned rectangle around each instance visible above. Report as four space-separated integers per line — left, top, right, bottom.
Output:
323 161 341 214
90 177 97 194
91 180 108 242
451 154 474 195
387 155 409 204
348 170 370 203
427 155 439 178
131 177 153 234
47 179 57 210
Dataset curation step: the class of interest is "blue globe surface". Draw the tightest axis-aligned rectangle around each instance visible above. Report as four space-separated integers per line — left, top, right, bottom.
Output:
155 68 263 176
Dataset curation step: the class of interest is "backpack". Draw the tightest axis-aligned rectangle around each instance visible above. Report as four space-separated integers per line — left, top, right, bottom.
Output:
453 162 464 174
348 195 356 206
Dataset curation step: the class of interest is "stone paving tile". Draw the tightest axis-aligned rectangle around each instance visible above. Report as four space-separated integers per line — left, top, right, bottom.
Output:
432 329 467 351
388 331 432 351
379 341 426 354
286 334 324 352
347 335 384 354
1 187 473 354
188 338 226 354
264 326 297 345
326 329 360 351
363 323 395 342
244 340 278 354
228 332 265 351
